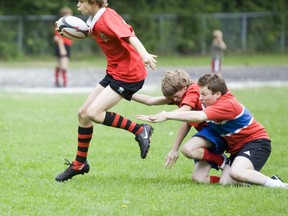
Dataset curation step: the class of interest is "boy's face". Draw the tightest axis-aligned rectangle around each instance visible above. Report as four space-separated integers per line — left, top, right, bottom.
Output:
77 0 96 16
200 86 221 108
170 87 186 103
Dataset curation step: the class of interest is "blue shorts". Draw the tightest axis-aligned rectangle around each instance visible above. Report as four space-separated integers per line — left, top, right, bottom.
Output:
193 126 227 154
193 126 227 170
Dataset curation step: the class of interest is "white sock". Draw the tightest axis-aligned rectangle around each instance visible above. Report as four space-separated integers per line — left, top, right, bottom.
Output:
264 177 285 187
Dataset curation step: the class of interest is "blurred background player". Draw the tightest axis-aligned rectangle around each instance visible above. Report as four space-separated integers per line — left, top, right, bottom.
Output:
211 30 226 76
54 7 73 87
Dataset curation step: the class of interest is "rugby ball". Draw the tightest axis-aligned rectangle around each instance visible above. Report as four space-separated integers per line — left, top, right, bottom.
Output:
56 16 89 40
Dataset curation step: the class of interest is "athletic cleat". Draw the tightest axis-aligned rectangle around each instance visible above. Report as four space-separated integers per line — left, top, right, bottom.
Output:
271 175 288 189
135 124 153 159
271 175 283 182
55 159 90 182
219 154 230 170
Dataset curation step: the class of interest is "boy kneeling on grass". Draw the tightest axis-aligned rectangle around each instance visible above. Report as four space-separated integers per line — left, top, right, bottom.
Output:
137 73 288 188
133 69 228 184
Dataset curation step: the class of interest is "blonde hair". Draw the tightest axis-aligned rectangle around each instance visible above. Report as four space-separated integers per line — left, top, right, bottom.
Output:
59 7 72 16
161 69 192 97
213 30 223 39
87 0 108 7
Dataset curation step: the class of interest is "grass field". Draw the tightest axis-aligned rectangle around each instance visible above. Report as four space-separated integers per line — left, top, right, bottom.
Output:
0 53 287 68
0 86 287 215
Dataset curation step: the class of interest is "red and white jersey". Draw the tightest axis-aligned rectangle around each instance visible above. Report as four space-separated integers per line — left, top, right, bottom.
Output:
87 8 146 83
179 83 202 110
203 91 269 154
173 83 206 131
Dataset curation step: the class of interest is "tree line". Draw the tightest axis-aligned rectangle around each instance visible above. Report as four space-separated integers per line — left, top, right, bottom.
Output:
0 0 287 59
1 0 287 16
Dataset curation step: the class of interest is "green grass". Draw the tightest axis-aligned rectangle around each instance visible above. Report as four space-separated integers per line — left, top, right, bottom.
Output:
0 87 288 215
0 53 287 68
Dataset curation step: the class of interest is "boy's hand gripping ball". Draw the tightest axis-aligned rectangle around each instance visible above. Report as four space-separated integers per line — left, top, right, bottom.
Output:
56 16 89 40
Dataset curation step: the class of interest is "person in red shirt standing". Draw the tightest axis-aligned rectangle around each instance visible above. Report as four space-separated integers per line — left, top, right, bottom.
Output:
137 74 288 188
55 0 157 182
54 7 73 87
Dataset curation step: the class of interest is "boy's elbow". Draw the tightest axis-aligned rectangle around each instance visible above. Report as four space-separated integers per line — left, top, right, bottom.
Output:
197 112 208 122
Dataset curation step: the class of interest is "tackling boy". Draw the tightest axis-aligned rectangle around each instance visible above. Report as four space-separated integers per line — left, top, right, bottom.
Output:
137 74 288 188
133 69 228 184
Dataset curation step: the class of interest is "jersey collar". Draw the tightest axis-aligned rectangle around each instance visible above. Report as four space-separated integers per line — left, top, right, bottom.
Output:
86 7 106 29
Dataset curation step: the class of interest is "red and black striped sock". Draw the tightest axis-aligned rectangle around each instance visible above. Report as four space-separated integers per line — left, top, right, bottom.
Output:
73 126 93 167
102 111 143 135
55 67 60 85
62 69 67 87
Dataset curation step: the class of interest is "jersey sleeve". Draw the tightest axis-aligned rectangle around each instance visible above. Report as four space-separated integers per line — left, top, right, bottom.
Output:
204 96 242 122
105 10 136 39
180 86 200 109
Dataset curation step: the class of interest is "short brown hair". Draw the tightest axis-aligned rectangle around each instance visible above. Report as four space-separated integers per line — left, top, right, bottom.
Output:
198 74 227 95
161 69 193 97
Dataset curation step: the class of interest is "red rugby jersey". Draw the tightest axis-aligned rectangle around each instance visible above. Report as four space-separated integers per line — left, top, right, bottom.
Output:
174 83 206 131
203 91 269 154
90 8 147 83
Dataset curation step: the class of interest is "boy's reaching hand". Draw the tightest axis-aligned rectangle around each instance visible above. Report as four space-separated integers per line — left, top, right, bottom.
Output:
164 149 179 169
136 111 168 123
143 53 158 70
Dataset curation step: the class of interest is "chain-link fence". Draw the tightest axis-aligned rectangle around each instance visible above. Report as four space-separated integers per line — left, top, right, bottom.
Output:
0 11 287 59
196 12 287 54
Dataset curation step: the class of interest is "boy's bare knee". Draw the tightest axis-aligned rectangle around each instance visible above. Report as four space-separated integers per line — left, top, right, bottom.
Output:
78 109 88 120
182 145 199 160
229 167 244 182
86 108 104 123
181 145 190 157
86 110 96 121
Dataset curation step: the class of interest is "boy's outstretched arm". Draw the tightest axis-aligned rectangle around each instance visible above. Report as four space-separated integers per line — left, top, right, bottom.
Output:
136 110 208 123
132 93 172 106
